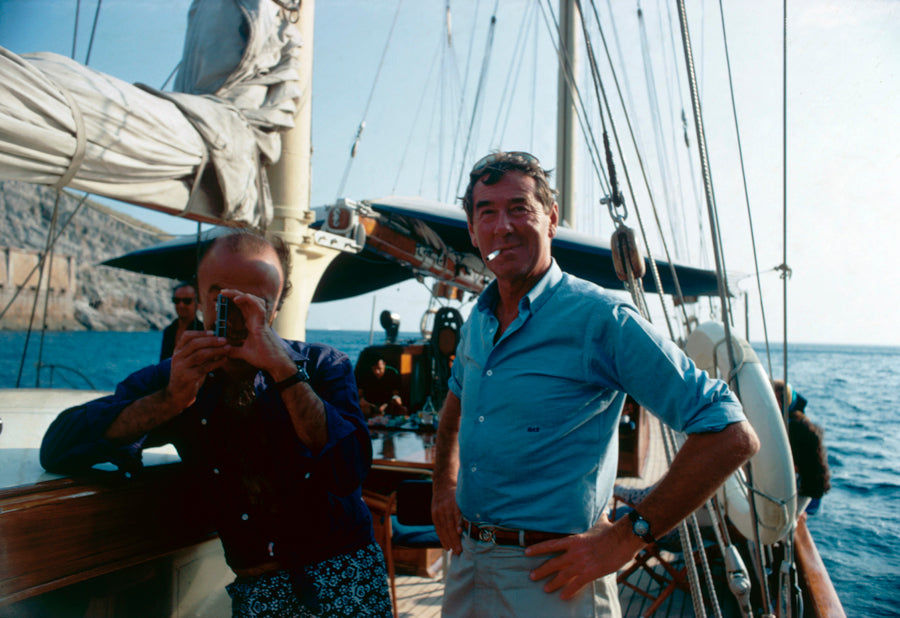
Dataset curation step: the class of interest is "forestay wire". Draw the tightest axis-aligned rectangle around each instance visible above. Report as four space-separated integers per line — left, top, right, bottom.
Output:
13 0 107 387
336 0 405 200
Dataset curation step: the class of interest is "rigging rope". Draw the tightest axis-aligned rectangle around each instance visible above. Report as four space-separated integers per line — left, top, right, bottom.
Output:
675 3 784 614
336 0 405 200
72 0 81 59
663 1 710 269
660 426 708 618
637 4 686 259
443 0 481 200
35 206 60 388
674 0 733 339
780 0 791 421
537 0 611 197
452 1 501 201
393 39 443 194
15 196 61 388
716 0 774 374
576 0 686 339
83 0 103 66
489 2 538 148
582 0 695 337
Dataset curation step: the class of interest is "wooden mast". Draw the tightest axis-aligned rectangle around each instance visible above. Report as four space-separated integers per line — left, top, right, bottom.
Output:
267 0 339 341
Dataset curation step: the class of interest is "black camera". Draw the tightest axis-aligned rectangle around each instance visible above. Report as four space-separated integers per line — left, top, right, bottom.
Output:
215 294 233 338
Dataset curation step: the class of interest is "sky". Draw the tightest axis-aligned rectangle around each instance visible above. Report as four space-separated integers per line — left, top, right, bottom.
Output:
1 0 898 346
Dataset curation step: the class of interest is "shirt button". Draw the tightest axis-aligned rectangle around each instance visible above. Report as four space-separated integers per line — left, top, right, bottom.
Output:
471 465 477 472
478 416 485 423
241 513 249 521
212 468 220 475
200 418 208 425
486 370 493 377
304 472 311 479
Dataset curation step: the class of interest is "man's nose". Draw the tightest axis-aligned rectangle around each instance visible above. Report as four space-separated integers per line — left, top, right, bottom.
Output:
495 209 514 232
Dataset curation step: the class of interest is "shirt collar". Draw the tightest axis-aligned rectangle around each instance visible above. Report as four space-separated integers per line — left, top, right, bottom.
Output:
476 260 563 316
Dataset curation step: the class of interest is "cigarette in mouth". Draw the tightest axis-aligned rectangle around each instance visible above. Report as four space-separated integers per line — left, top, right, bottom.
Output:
486 249 501 262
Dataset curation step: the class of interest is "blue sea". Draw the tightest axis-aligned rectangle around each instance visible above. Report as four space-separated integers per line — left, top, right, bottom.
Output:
2 330 898 616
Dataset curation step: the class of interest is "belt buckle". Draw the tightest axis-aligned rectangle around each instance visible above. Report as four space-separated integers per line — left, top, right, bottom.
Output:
478 526 496 544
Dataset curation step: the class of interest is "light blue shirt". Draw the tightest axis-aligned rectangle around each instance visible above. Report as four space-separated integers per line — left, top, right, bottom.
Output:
449 261 745 533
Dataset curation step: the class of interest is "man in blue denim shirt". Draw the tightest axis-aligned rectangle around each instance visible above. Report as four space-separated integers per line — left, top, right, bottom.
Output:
41 230 392 617
431 152 760 617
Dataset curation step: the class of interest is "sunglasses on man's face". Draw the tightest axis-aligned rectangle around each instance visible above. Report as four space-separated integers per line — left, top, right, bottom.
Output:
469 151 541 177
172 297 195 305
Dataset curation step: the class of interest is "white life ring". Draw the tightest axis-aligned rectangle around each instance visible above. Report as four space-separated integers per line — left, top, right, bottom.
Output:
685 321 797 545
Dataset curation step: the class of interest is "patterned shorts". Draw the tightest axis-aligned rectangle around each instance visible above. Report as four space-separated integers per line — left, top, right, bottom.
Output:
226 543 392 617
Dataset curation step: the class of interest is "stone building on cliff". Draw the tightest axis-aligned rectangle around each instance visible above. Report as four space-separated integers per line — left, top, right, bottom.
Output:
1 180 180 331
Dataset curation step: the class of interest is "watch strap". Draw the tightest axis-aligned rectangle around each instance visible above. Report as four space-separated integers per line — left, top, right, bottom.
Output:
627 509 656 544
274 363 310 392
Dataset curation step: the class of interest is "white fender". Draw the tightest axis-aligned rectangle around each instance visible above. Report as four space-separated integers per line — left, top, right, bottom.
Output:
685 321 797 545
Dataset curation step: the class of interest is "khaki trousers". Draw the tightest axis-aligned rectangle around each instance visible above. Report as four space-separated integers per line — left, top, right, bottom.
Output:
441 533 622 618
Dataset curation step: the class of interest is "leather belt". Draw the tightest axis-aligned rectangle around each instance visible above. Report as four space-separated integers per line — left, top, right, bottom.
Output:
233 560 284 578
462 518 568 547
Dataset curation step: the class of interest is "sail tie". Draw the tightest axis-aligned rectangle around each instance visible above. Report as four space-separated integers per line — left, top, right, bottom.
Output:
52 84 87 191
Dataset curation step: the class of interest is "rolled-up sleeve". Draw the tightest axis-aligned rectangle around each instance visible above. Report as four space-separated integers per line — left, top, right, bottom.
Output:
40 364 170 473
596 304 746 433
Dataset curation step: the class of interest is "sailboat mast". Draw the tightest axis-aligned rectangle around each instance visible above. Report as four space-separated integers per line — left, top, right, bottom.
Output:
556 0 579 227
268 0 338 341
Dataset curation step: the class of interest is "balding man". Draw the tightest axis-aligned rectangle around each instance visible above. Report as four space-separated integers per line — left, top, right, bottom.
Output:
42 229 392 617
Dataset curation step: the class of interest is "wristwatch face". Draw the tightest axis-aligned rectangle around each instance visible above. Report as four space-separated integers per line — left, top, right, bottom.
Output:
628 509 652 542
633 517 650 537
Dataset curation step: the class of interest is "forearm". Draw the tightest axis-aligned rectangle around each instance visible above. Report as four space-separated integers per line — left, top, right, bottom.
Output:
433 393 461 491
629 420 759 538
279 380 329 454
431 392 463 552
103 389 185 442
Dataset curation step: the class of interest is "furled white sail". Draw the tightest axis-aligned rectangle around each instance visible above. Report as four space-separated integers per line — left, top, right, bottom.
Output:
0 0 302 228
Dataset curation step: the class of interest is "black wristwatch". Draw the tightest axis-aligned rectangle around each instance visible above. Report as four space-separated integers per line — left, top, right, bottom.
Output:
628 509 655 544
274 363 310 392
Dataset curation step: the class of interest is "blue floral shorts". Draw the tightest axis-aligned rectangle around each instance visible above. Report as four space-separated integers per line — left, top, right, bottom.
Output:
226 542 392 617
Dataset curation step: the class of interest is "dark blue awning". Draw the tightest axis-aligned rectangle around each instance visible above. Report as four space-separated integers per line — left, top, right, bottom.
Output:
102 196 722 302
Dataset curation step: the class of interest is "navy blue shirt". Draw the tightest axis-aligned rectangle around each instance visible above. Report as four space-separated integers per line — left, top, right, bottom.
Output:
41 339 375 570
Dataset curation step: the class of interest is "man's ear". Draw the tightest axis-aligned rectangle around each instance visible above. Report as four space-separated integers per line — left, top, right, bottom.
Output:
467 219 479 248
548 202 559 238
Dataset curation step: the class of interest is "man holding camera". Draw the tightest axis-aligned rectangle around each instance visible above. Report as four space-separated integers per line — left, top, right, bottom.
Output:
41 229 392 617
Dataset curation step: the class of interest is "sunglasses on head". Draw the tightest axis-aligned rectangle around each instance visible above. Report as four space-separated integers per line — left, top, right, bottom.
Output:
469 151 541 177
172 297 195 305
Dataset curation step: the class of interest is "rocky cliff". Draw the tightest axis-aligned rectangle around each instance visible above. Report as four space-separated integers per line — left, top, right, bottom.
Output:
1 180 184 331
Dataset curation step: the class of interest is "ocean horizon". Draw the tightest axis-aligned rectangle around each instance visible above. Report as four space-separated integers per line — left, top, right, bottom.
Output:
2 329 898 616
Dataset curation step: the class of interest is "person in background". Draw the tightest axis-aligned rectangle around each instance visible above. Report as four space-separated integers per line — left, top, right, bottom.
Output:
431 151 760 617
159 280 203 361
355 349 406 418
41 229 392 617
773 380 831 514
